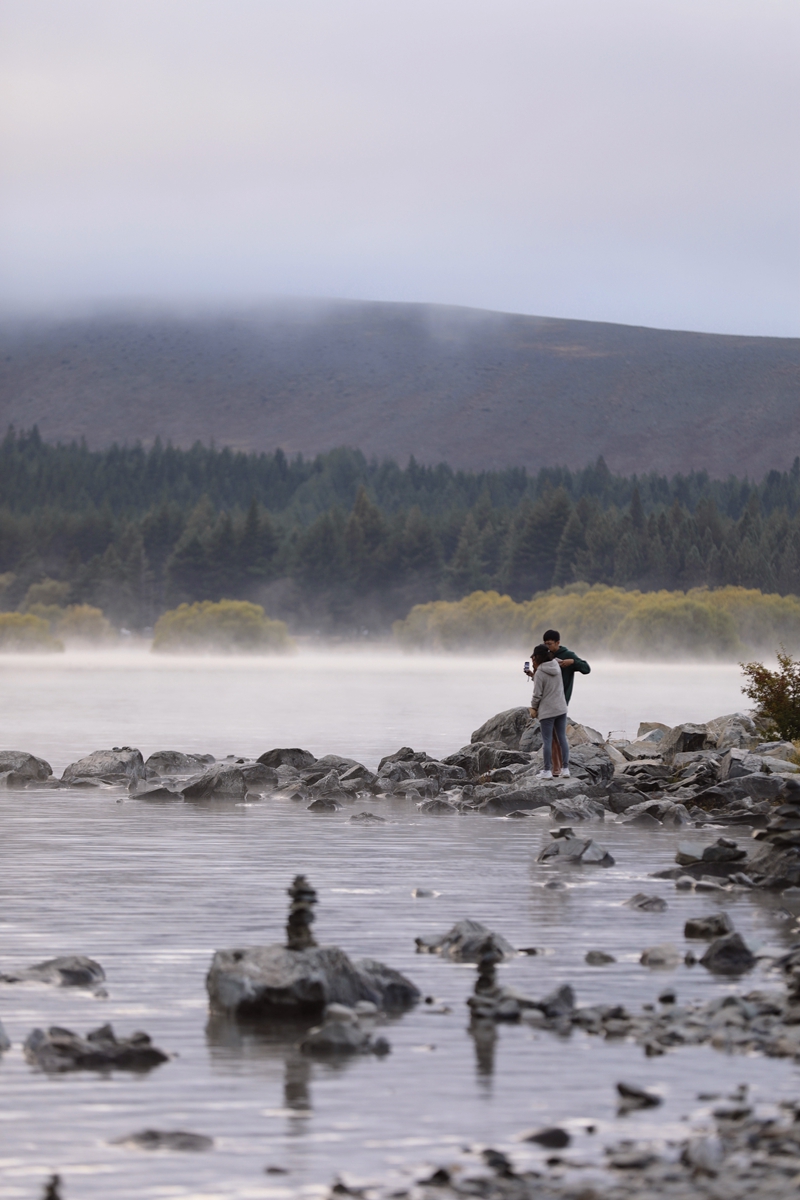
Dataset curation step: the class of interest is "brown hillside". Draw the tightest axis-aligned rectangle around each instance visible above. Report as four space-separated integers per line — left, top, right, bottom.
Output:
1 300 798 476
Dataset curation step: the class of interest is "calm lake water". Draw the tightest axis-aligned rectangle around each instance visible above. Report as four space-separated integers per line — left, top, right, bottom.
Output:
1 652 797 1200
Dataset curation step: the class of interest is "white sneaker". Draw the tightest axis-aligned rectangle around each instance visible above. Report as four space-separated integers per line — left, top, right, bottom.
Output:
537 769 553 780
560 768 570 778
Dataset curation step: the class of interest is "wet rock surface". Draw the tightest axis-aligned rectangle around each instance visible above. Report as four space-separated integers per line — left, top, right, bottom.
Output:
0 750 53 787
415 920 516 962
208 877 419 1017
61 747 146 786
24 1024 169 1072
0 955 105 988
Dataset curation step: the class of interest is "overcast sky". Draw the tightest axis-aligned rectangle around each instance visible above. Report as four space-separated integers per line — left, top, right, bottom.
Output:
1 0 797 335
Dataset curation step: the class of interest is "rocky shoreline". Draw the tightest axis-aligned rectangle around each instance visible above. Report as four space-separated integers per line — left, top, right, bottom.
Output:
4 705 800 891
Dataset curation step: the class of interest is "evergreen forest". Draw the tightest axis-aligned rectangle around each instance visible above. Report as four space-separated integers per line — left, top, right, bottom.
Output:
2 426 800 633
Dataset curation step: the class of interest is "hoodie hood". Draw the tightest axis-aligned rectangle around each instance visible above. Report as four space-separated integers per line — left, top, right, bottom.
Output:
538 659 561 678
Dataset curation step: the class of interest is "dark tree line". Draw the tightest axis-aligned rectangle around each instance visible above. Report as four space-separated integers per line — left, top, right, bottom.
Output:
2 426 800 632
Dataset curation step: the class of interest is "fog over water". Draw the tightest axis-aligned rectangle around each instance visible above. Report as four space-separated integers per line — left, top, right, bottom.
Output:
0 650 747 770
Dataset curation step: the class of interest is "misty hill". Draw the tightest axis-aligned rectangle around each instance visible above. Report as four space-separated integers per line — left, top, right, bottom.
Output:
1 300 798 477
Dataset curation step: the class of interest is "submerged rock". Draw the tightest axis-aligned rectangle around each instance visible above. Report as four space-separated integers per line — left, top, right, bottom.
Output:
307 796 342 811
415 919 515 962
417 798 458 815
0 955 105 989
24 1023 168 1072
537 828 615 867
699 932 756 975
617 1081 662 1110
0 1019 10 1051
523 1127 571 1149
640 944 681 968
685 913 734 940
349 811 386 824
112 1129 213 1151
585 950 616 965
299 1003 390 1056
624 893 667 912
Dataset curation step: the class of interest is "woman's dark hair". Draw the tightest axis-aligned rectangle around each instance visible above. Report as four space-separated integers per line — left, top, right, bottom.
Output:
532 643 552 664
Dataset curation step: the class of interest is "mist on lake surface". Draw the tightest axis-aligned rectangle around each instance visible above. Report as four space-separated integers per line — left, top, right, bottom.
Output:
0 649 748 770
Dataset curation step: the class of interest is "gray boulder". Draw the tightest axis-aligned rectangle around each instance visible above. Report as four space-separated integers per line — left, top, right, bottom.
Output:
549 794 605 822
309 754 364 776
685 913 734 939
417 798 457 815
257 747 316 770
24 1023 168 1072
415 919 515 962
0 955 105 988
181 761 278 799
307 796 342 811
701 837 746 863
62 747 144 785
471 707 532 750
377 746 428 771
699 932 756 974
519 723 543 753
537 828 615 866
622 798 691 827
443 742 502 779
624 893 667 912
640 943 681 968
298 1004 389 1057
0 750 53 786
144 751 214 775
467 788 547 815
661 723 713 761
566 743 615 784
206 944 419 1016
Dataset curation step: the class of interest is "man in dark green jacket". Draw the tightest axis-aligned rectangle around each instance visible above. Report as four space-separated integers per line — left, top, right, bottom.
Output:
542 629 590 705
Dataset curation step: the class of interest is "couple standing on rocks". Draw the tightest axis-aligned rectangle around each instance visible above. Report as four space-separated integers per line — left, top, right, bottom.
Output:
524 630 590 781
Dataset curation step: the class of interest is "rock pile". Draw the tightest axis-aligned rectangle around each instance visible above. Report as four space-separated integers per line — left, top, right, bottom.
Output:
206 877 419 1018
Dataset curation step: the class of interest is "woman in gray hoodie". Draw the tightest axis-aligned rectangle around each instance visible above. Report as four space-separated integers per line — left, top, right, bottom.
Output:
529 643 570 780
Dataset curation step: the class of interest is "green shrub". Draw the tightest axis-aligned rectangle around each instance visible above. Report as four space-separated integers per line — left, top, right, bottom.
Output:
152 599 293 654
0 612 63 652
741 650 800 741
56 605 115 643
393 584 800 658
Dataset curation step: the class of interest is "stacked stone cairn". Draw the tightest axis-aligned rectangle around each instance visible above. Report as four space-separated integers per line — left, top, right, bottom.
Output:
286 875 318 950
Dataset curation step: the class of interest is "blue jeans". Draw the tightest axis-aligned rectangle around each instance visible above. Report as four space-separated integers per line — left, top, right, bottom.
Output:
540 713 569 772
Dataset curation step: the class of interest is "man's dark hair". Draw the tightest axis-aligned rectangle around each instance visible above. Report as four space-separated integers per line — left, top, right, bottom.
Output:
543 629 560 642
532 643 552 663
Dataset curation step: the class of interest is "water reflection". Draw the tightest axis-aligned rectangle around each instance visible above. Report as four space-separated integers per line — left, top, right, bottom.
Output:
469 1018 497 1091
